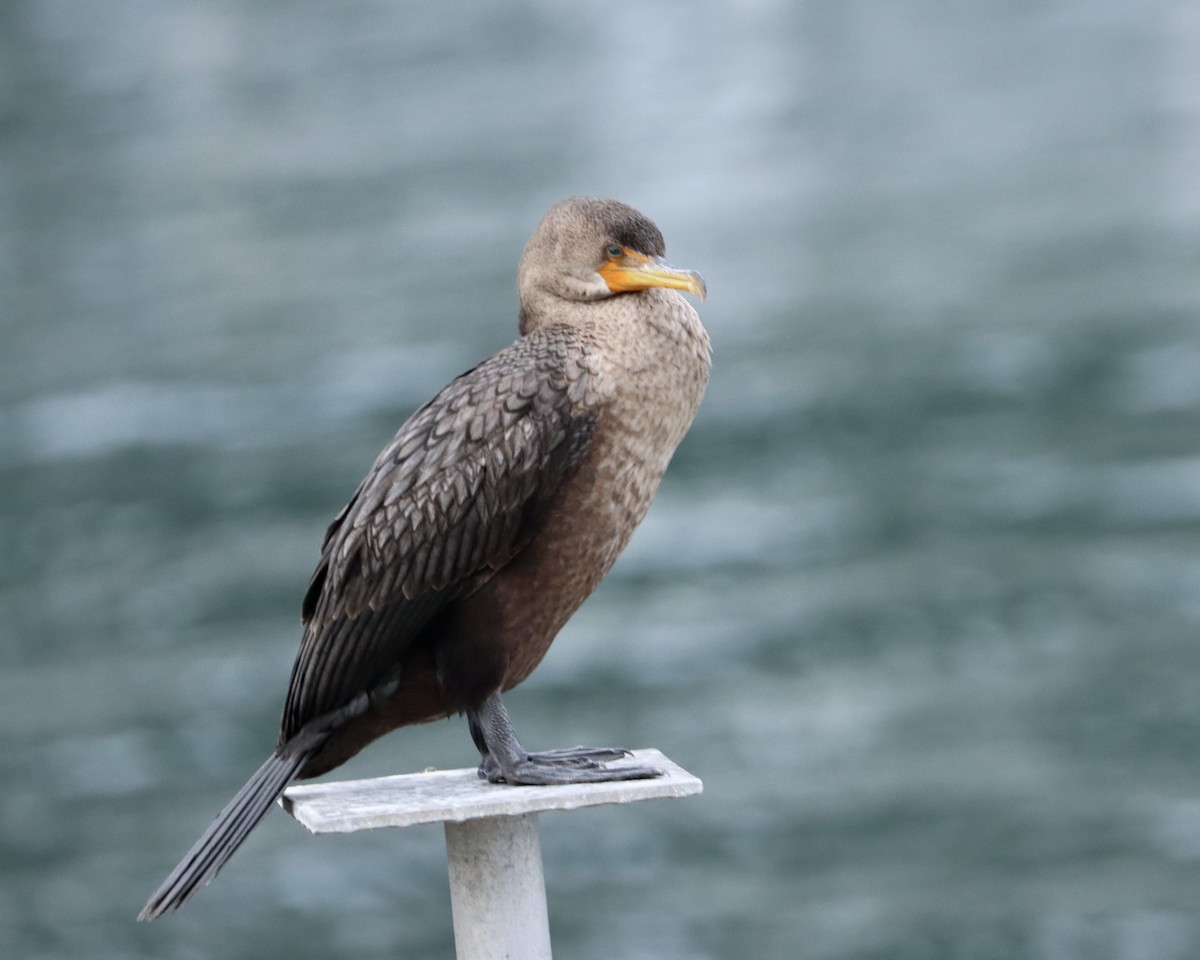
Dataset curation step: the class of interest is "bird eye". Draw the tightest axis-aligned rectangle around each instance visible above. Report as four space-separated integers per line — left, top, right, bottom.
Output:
605 244 623 260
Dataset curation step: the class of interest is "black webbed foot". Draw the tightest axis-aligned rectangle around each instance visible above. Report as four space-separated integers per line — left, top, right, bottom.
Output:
468 694 663 785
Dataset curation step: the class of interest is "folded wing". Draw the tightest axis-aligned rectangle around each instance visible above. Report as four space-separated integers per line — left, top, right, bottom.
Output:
281 328 598 742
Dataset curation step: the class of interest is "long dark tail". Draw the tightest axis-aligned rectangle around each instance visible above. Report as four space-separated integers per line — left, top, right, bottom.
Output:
139 745 317 920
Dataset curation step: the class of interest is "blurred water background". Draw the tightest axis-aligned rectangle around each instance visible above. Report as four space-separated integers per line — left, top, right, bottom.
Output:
3 1 1200 958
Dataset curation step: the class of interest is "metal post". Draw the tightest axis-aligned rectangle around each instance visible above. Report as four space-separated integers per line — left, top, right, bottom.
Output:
281 748 701 958
444 813 552 960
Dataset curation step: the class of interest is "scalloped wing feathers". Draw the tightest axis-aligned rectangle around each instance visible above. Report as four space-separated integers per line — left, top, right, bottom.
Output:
283 328 598 739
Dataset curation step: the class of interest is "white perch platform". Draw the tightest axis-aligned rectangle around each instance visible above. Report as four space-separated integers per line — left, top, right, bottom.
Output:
280 748 701 960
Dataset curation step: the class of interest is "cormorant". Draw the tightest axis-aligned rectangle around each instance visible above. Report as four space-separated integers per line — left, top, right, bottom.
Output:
139 197 709 920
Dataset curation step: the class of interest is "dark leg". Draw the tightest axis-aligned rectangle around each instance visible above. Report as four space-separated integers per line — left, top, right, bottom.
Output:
466 692 662 785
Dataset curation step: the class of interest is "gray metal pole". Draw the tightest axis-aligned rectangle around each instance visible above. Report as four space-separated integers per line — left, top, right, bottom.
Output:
444 813 552 960
282 749 702 957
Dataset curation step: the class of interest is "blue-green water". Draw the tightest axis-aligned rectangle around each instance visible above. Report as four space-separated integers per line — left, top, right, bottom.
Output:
3 2 1200 958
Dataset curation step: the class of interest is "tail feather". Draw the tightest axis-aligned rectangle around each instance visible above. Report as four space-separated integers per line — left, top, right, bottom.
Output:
139 748 313 920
